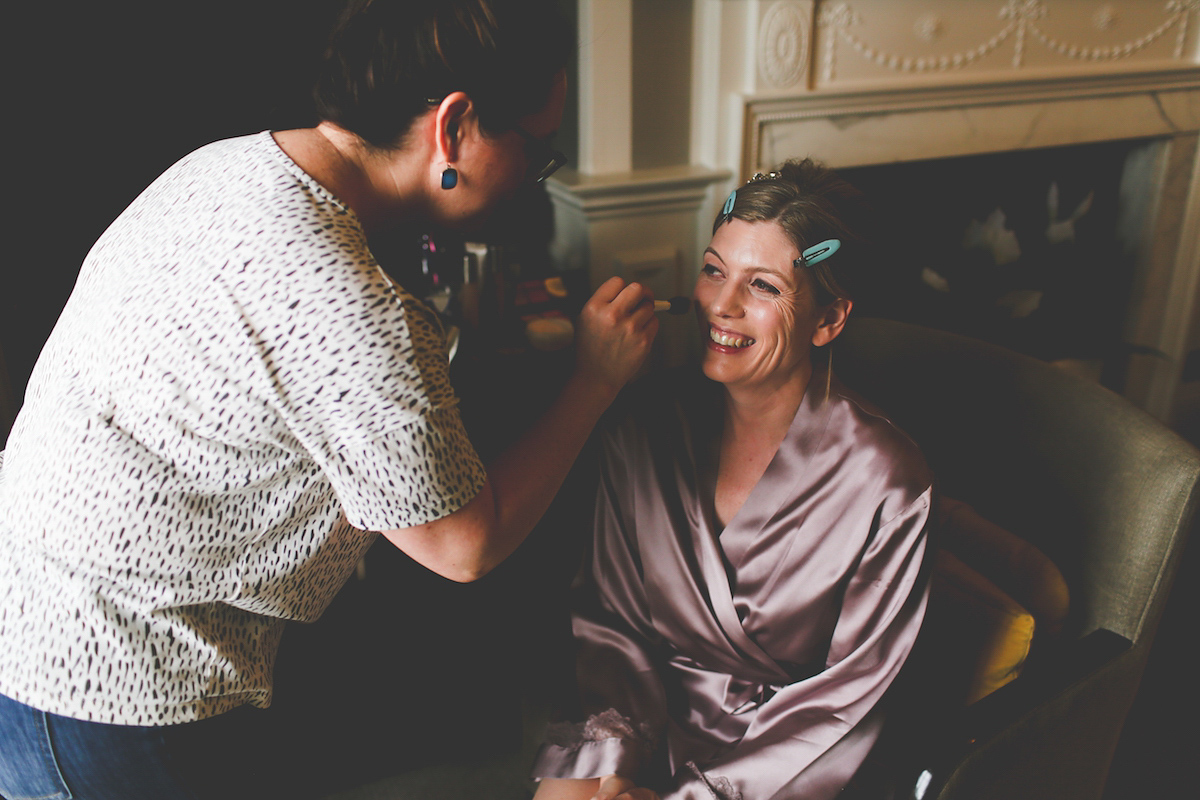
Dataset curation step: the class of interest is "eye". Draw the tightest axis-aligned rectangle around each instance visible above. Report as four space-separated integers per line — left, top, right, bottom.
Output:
752 278 781 295
701 263 723 278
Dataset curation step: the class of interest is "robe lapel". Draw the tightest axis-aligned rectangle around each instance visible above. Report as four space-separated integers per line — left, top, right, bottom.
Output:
636 391 738 663
671 388 792 681
719 377 833 571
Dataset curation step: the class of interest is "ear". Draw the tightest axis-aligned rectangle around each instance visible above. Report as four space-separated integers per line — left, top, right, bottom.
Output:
811 297 852 347
433 91 473 164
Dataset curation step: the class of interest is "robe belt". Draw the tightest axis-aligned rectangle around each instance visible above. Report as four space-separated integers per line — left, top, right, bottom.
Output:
669 654 822 721
668 656 786 727
723 677 782 714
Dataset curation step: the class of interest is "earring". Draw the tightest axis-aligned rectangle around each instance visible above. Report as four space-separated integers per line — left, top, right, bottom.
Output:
441 166 458 190
825 347 833 404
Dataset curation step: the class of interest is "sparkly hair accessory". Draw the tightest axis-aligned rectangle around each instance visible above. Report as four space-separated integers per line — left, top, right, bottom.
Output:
795 238 841 269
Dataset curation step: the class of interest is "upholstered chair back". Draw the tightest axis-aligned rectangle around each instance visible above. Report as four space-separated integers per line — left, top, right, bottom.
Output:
833 317 1200 800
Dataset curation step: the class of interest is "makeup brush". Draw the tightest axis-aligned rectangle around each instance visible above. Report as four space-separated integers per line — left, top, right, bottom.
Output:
653 296 690 315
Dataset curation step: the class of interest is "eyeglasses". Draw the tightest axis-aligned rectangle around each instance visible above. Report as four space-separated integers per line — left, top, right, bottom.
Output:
511 124 567 183
425 97 567 184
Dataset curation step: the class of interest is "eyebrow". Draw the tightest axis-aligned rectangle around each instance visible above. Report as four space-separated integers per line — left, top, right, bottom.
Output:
704 246 792 280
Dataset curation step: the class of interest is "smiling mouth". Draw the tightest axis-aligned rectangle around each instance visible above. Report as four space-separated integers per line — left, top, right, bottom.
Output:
709 327 755 348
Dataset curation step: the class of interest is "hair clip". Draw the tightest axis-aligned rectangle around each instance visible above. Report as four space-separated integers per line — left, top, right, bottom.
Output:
748 171 781 183
794 238 841 268
713 188 737 232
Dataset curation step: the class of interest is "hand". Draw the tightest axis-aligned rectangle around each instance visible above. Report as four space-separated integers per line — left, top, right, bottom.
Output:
574 276 658 396
591 773 662 800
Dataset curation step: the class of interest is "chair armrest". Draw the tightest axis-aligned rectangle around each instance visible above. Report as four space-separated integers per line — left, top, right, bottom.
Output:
889 629 1132 799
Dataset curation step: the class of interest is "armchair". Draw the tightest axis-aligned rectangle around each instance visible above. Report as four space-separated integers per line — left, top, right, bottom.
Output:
833 317 1200 800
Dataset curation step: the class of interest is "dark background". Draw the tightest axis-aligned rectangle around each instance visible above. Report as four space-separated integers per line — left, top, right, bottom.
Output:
5 1 339 408
4 2 1194 796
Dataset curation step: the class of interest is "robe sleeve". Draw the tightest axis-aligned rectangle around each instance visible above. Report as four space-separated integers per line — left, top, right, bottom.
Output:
531 425 671 783
666 487 933 800
531 610 668 781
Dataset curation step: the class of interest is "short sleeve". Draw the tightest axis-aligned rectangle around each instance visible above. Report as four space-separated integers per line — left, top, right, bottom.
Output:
330 404 487 530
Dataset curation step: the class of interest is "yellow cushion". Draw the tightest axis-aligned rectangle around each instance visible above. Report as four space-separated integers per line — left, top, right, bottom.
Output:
938 498 1070 638
928 549 1037 705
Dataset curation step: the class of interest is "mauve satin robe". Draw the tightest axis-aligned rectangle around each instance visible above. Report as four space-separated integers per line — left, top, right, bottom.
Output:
532 369 933 800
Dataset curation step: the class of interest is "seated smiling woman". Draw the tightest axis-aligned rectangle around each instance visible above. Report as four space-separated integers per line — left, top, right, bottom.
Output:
531 160 934 800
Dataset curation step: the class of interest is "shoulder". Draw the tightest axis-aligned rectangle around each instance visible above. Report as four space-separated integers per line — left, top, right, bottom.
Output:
591 368 711 486
602 366 715 442
824 376 934 507
137 132 352 229
150 132 281 194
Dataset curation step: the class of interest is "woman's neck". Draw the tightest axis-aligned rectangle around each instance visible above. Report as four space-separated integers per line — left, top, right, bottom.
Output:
721 359 812 438
272 123 429 233
712 363 811 528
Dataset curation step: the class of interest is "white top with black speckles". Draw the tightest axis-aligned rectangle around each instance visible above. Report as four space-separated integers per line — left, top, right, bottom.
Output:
0 132 486 725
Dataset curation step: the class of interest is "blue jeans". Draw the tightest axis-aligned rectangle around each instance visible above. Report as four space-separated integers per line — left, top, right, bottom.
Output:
0 692 279 800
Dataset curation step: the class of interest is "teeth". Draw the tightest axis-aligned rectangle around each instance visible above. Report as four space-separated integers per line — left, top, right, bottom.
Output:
710 328 755 348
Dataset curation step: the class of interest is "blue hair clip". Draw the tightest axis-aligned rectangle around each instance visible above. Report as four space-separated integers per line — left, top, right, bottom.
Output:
713 188 738 233
795 238 841 268
722 189 736 217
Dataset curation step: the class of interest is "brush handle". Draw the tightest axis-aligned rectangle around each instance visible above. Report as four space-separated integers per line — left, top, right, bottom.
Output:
654 297 690 314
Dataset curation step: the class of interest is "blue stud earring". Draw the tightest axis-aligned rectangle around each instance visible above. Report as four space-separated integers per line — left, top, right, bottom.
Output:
441 166 458 190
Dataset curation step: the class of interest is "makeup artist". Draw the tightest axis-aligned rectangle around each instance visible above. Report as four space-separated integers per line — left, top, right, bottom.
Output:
0 2 657 798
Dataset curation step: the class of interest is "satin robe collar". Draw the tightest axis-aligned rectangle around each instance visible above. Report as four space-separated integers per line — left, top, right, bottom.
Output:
639 369 833 686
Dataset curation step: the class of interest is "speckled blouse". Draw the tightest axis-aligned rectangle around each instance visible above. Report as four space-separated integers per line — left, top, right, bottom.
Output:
0 132 487 725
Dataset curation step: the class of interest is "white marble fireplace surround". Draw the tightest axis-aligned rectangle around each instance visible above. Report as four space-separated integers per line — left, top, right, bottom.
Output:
547 0 1200 420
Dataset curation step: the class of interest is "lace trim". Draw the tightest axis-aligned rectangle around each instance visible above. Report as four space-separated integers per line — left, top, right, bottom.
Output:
686 761 744 800
543 708 656 751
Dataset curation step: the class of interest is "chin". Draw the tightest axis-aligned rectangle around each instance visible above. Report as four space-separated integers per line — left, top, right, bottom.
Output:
438 209 493 237
700 356 740 386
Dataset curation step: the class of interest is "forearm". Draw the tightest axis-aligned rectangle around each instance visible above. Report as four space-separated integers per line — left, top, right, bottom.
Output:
381 373 616 581
381 276 655 582
481 372 618 558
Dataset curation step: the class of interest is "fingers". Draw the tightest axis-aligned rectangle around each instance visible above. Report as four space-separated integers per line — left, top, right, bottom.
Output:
587 277 655 317
590 774 633 800
587 775 662 800
573 277 659 395
611 279 655 316
588 275 632 306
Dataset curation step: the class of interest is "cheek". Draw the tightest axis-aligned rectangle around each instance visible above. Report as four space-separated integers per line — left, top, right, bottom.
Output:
692 281 718 319
754 300 798 346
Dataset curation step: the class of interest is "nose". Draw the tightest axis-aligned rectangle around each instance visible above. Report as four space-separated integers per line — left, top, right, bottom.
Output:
710 280 744 318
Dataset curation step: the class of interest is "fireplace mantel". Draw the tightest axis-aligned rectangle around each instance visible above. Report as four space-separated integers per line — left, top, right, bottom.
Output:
744 68 1200 173
551 0 1200 420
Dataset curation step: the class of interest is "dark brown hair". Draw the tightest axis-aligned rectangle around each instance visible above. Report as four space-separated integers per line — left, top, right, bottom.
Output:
313 0 572 148
716 158 872 306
